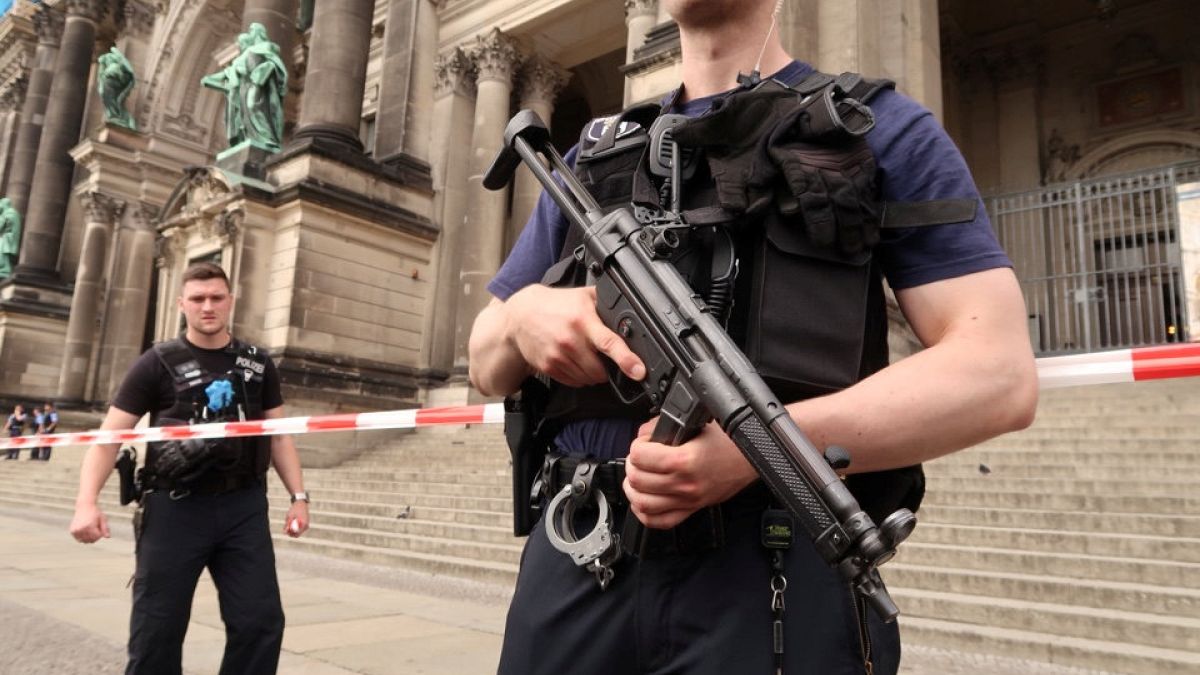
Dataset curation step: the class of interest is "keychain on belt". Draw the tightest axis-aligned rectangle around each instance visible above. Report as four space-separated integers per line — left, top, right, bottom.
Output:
762 508 794 675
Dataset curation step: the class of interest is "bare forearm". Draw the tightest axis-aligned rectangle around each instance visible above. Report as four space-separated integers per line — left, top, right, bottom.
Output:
270 436 305 493
468 298 532 396
73 407 141 507
75 443 120 507
788 336 1037 473
787 269 1038 474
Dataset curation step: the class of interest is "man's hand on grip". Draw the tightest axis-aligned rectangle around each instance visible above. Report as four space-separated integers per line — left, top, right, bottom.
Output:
505 284 645 387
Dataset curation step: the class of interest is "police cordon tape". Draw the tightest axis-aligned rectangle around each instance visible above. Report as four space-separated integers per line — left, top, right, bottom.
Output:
3 343 1198 451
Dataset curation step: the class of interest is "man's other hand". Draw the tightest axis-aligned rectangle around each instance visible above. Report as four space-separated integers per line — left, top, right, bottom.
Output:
624 419 758 529
69 503 111 543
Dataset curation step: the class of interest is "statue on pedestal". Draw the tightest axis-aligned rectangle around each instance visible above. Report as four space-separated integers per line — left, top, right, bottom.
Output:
98 47 137 130
0 198 21 278
202 22 288 153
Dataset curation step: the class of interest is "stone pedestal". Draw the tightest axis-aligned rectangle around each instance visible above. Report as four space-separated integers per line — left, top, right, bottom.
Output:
0 277 69 399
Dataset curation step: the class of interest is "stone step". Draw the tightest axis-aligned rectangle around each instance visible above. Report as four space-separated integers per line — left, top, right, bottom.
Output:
899 615 1200 675
980 425 1200 439
265 505 515 546
1005 413 1200 428
883 564 1200 618
895 542 1200 587
917 504 1200 538
923 489 1200 515
893 587 1200 652
911 523 1200 562
271 535 518 586
924 476 1198 500
287 521 523 566
306 468 512 486
271 476 508 496
934 448 1200 468
928 463 1200 479
964 437 1200 452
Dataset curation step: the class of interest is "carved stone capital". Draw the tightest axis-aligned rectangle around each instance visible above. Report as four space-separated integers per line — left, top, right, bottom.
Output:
519 55 570 106
624 0 657 20
64 0 105 22
33 5 66 45
80 192 126 225
978 44 1044 87
154 231 186 269
0 75 28 112
471 28 522 85
207 207 243 244
122 0 160 37
132 202 159 230
434 47 476 99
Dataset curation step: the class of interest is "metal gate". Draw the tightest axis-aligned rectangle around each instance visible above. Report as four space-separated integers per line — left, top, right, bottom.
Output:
987 163 1197 356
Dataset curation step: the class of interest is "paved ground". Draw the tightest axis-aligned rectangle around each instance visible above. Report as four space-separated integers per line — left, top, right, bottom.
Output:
0 508 1118 675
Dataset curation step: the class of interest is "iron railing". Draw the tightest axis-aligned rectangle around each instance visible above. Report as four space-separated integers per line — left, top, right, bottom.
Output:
987 163 1199 356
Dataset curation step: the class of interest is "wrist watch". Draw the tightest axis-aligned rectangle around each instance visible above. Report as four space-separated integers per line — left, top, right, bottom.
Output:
290 491 310 504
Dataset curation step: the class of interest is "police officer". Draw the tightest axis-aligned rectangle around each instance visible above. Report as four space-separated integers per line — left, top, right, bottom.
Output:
69 262 309 675
468 0 1039 673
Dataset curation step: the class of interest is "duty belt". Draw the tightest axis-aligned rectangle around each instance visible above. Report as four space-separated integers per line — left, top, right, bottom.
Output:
541 456 775 588
146 471 263 498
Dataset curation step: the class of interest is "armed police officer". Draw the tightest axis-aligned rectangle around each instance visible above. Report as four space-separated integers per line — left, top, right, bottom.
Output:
69 262 309 675
469 0 1039 673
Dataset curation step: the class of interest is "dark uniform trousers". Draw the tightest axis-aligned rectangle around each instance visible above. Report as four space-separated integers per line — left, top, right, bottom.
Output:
127 486 284 675
498 489 901 675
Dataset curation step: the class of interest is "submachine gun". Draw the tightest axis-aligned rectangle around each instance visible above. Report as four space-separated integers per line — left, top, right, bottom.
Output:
483 110 917 621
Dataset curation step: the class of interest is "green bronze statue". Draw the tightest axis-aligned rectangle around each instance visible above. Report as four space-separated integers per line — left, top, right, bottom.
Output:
202 23 288 153
97 47 137 130
0 198 21 278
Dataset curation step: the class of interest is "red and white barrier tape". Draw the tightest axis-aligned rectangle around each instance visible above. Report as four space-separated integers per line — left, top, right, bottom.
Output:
0 404 506 450
1035 343 1200 389
3 344 1197 450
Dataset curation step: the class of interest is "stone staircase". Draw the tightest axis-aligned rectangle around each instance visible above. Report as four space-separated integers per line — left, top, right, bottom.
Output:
1 378 1197 673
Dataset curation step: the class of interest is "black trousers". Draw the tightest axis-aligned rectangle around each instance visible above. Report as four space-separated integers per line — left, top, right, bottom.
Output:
126 486 284 675
498 491 901 675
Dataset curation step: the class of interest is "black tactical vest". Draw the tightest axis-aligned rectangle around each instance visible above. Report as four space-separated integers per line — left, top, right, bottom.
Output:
534 72 937 521
146 337 272 481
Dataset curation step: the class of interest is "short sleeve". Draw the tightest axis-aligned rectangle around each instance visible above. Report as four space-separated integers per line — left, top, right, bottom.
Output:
110 349 168 417
866 90 1012 290
261 356 284 410
486 146 578 301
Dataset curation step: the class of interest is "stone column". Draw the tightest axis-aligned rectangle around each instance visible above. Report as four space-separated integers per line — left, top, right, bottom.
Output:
13 0 102 280
375 0 443 165
242 0 297 67
57 192 123 403
5 4 63 220
816 0 882 76
424 48 475 373
293 0 375 151
877 0 943 118
453 29 521 370
993 47 1043 193
97 203 157 399
509 55 569 250
624 0 656 104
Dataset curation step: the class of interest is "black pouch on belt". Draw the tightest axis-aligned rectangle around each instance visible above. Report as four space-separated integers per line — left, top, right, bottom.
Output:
115 446 141 506
505 377 553 537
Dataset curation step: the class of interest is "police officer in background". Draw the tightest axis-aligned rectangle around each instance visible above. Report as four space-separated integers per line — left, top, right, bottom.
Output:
469 0 1039 673
69 262 309 675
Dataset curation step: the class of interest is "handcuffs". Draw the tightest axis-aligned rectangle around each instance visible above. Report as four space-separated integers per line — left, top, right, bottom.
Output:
543 459 624 590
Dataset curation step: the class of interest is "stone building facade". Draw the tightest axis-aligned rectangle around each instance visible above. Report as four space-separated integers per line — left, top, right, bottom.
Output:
0 0 1194 462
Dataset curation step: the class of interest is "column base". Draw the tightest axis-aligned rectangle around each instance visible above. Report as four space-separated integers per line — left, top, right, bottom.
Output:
292 123 365 154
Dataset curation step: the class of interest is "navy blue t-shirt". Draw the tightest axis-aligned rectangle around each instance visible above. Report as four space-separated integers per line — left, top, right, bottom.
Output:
487 61 1011 459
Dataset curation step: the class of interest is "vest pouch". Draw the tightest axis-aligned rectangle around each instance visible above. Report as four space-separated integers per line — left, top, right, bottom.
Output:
745 213 873 400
